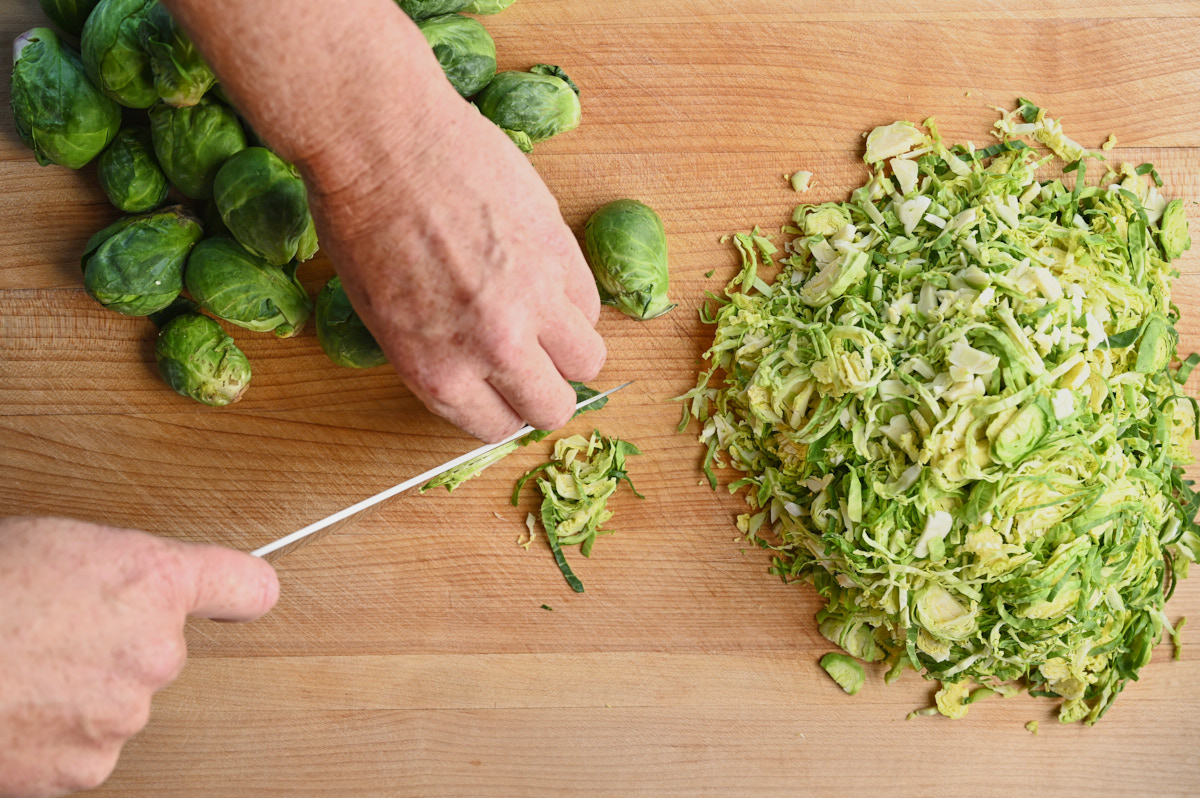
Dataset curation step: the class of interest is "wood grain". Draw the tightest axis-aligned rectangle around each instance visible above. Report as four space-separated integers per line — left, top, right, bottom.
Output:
3 0 1200 795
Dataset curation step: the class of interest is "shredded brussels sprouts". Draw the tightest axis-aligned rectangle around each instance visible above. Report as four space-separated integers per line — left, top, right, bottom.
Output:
681 99 1198 725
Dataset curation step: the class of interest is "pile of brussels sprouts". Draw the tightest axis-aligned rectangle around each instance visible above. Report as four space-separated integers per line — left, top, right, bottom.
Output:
11 0 673 407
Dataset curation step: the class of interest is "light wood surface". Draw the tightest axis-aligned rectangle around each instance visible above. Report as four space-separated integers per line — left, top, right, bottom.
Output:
3 1 1200 795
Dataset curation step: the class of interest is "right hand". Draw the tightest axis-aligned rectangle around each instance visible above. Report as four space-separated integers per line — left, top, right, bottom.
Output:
0 516 279 798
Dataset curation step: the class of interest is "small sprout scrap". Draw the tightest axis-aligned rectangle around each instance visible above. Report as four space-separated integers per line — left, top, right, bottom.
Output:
790 171 813 193
1025 720 1039 735
819 653 864 695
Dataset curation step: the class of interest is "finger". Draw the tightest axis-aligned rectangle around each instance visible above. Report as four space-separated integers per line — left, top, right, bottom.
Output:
561 243 602 325
488 348 577 432
540 304 606 383
400 365 525 443
178 544 280 622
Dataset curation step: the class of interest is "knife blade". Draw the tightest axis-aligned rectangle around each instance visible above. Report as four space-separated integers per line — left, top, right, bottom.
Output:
251 381 633 561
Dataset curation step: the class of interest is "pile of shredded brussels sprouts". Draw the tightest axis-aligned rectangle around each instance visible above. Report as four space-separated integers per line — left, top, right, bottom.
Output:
681 99 1199 724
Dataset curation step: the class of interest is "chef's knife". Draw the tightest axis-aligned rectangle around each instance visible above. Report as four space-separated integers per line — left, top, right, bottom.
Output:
251 381 632 561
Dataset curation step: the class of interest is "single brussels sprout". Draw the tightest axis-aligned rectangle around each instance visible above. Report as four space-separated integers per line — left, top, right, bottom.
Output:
11 28 121 168
474 64 581 152
81 205 202 315
316 276 387 369
155 313 251 406
583 199 675 320
396 0 471 20
213 147 317 267
138 2 216 107
417 14 496 98
97 127 169 212
81 0 156 108
37 0 101 35
185 237 312 337
149 96 246 198
463 0 518 13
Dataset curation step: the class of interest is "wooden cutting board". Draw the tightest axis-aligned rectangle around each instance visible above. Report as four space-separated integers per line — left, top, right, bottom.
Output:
3 1 1200 794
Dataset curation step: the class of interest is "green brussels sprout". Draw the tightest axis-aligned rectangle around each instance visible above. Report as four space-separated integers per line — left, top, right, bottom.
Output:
36 0 101 35
583 199 675 320
474 64 581 153
463 0 519 13
155 313 251 406
81 205 203 315
1160 198 1192 261
819 652 864 696
185 237 312 337
97 127 168 212
316 275 387 369
213 147 317 267
149 96 246 198
81 0 156 108
138 2 216 107
11 28 121 168
417 14 496 99
396 0 471 20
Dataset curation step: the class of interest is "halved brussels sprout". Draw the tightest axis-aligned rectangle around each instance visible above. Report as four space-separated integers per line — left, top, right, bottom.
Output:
37 0 100 35
81 205 202 315
185 237 312 337
11 28 121 168
80 0 156 108
138 2 215 107
213 147 317 267
463 0 518 13
417 13 496 98
155 313 251 406
474 64 581 152
316 275 387 369
396 0 471 20
97 127 168 212
583 199 675 320
149 96 246 198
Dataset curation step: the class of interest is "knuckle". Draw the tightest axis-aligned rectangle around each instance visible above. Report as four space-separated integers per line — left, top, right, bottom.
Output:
66 748 120 793
136 632 189 687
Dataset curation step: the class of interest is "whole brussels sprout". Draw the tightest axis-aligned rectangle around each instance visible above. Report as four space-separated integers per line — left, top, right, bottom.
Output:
155 313 251 406
316 276 387 369
213 147 317 267
138 2 216 107
396 0 471 20
81 0 156 108
81 205 203 315
583 199 675 321
474 64 581 153
149 96 246 198
36 0 101 35
11 28 121 169
97 127 169 212
185 237 312 337
463 0 519 13
417 14 496 98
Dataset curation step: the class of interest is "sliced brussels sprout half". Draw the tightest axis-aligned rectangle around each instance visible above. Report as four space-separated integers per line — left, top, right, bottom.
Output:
81 205 203 316
149 96 246 198
417 13 496 98
213 147 317 267
315 275 387 369
11 27 121 168
185 236 312 338
583 199 675 320
474 64 581 152
139 2 216 107
97 127 169 212
80 0 156 108
155 313 251 406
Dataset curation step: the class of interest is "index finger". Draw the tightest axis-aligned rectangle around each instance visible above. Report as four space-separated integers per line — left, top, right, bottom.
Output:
178 543 281 621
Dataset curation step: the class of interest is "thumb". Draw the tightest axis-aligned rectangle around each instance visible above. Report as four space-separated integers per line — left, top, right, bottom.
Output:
178 543 280 621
